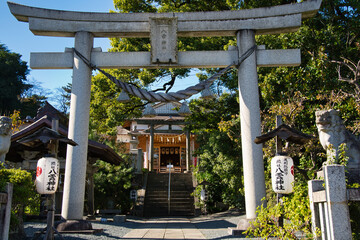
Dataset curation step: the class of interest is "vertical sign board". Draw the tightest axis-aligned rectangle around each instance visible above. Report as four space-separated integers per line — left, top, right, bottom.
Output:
150 17 178 63
271 155 294 194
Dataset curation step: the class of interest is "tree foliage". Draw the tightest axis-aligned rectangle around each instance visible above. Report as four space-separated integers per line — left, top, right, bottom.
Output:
93 159 133 213
53 83 72 114
0 44 47 118
188 94 244 211
0 44 30 115
90 71 143 136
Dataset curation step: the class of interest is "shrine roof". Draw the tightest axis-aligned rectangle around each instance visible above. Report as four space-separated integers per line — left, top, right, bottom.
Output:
254 124 314 145
137 115 185 121
33 101 68 126
8 109 123 165
135 116 186 125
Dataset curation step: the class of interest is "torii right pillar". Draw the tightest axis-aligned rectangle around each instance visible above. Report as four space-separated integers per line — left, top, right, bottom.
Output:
237 30 266 224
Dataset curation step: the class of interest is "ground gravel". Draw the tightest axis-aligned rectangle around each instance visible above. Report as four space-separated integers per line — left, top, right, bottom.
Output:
24 210 263 239
190 209 259 239
24 218 142 240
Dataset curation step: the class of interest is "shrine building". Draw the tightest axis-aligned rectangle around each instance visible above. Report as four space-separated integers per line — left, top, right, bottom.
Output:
117 102 197 173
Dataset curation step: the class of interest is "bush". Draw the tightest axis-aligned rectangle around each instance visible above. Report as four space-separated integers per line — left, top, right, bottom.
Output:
0 164 40 236
244 182 314 239
93 159 133 213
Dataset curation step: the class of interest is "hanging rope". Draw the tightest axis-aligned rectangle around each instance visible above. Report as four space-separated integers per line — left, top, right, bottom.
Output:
73 45 256 102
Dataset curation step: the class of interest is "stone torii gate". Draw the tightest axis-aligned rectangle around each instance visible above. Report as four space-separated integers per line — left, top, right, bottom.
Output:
8 0 321 223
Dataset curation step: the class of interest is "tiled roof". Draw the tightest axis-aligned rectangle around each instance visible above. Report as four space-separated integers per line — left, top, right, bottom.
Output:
8 107 123 165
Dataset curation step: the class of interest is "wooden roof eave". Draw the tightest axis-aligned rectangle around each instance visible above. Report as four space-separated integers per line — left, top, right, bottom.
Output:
12 116 68 142
254 124 314 145
10 115 123 165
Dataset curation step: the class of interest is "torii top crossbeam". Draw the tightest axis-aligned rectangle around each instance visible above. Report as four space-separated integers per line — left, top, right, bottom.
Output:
8 1 320 37
8 1 321 70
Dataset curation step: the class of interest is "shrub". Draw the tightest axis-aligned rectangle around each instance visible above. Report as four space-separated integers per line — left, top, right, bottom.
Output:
0 164 40 236
245 182 314 239
93 159 133 213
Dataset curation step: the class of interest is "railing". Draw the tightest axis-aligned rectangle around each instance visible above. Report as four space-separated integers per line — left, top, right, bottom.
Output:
159 167 182 173
308 165 360 240
168 165 171 215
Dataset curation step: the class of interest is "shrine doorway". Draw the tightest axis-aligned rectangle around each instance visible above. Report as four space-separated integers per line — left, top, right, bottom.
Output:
160 147 180 167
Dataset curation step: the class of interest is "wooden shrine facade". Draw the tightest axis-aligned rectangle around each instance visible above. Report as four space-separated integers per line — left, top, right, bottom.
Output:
117 102 196 173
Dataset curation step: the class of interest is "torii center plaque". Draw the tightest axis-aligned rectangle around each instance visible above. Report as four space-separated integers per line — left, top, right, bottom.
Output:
150 17 178 63
8 0 321 223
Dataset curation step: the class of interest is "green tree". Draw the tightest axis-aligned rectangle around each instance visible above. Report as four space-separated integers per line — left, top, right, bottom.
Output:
53 83 71 114
0 44 47 118
93 159 133 213
256 0 360 128
90 71 144 136
188 94 244 211
0 44 30 115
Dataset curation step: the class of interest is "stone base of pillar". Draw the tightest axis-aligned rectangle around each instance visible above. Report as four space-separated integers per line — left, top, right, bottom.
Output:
113 215 126 223
228 218 254 236
56 220 101 234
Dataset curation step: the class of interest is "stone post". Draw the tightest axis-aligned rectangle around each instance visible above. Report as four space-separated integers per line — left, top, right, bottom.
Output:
308 179 323 240
1 183 13 240
237 30 266 220
136 149 143 173
86 166 95 219
323 165 352 239
149 124 154 171
62 31 93 220
185 129 191 172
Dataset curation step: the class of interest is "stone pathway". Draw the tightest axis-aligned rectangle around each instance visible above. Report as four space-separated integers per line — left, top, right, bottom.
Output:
122 217 206 239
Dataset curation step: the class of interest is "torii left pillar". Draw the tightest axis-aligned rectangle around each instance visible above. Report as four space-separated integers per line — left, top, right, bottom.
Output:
237 30 266 222
62 31 93 220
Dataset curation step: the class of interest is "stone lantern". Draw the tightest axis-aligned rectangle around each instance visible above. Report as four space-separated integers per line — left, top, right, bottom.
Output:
129 127 141 155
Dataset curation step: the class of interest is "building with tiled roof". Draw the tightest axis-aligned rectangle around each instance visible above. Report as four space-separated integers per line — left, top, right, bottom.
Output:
117 102 197 173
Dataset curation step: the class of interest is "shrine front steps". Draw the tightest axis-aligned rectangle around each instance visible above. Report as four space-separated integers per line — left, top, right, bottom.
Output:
144 172 194 217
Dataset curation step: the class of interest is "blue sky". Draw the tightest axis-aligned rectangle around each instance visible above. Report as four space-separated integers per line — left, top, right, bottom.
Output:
1 0 114 95
1 0 200 107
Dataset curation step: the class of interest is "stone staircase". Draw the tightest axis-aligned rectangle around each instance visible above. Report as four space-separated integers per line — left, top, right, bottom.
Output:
144 172 195 217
